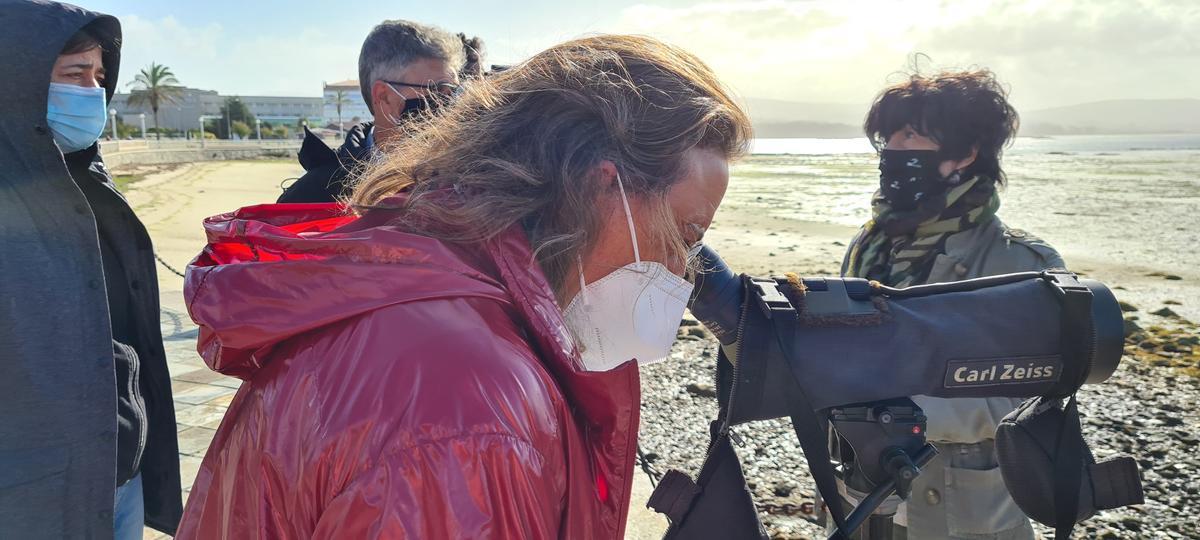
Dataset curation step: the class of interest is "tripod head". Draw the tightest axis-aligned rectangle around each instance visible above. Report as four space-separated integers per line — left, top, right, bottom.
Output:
830 398 928 501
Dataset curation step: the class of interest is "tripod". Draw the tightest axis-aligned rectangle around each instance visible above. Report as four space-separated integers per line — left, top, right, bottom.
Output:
825 399 939 540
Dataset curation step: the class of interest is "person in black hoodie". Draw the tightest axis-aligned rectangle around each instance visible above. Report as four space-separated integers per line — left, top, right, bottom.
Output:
278 20 482 203
0 1 182 538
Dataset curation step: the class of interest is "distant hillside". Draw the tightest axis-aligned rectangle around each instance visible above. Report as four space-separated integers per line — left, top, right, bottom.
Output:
754 121 862 139
742 97 861 138
743 97 865 126
746 97 1200 138
1021 99 1200 136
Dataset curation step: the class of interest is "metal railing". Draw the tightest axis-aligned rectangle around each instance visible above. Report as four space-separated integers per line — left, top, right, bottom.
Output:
99 139 302 153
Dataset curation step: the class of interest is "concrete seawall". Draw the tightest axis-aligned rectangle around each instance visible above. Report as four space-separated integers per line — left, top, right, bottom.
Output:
99 140 302 169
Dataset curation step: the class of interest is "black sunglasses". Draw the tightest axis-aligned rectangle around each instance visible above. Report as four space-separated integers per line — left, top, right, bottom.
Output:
380 79 461 96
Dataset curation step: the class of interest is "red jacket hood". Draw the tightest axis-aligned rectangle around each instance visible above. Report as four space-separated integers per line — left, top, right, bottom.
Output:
185 201 639 443
184 201 642 537
186 203 511 379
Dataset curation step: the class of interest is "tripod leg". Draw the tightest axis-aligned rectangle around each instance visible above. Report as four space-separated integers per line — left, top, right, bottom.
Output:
828 445 938 540
864 514 894 540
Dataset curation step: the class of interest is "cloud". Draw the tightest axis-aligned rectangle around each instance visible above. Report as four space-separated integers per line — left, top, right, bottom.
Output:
614 0 1200 111
225 29 360 96
117 15 223 88
116 15 358 97
111 1 1200 110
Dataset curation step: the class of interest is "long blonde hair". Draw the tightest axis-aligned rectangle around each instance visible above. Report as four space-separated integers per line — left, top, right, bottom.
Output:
351 35 751 301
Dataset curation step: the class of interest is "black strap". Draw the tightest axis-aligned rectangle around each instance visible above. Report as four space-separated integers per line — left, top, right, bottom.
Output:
1048 274 1093 539
1046 272 1095 396
769 308 850 536
789 410 849 538
650 418 768 539
1052 395 1083 539
1089 456 1145 510
647 469 700 525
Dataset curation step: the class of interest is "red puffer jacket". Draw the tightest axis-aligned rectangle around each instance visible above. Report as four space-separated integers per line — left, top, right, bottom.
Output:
176 202 640 539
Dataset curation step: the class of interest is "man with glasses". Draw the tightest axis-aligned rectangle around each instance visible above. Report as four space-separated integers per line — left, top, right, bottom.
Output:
278 20 477 203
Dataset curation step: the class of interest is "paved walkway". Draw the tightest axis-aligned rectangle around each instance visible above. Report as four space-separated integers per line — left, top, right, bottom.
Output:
131 161 289 539
130 160 665 538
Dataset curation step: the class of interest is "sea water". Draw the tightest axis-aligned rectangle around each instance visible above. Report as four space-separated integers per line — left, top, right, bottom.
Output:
735 134 1200 275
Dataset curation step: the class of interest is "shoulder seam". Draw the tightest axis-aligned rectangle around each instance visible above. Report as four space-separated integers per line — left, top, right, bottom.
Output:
391 431 546 459
1005 234 1062 266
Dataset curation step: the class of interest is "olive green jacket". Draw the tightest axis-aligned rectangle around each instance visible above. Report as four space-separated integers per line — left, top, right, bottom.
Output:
842 215 1064 540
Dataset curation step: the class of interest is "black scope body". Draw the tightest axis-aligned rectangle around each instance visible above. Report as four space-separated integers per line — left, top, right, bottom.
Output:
687 245 1124 420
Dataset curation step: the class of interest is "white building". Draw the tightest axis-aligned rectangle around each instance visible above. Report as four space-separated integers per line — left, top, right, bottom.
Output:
323 80 373 130
111 87 322 133
241 95 323 126
110 87 222 133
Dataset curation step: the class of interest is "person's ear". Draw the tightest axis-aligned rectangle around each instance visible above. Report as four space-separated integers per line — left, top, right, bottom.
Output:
595 159 619 189
952 145 979 173
591 159 624 220
371 80 395 117
939 145 978 178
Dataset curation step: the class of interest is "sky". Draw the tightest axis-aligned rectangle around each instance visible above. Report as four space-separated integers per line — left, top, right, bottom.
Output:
85 0 1200 112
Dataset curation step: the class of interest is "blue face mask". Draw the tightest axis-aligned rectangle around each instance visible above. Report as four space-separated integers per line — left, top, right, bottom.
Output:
46 82 108 154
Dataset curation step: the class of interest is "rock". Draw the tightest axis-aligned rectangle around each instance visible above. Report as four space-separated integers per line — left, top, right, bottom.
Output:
772 482 794 497
685 382 717 398
1152 307 1181 318
1164 300 1182 306
1165 275 1183 281
1120 516 1144 531
1124 319 1143 338
685 327 708 339
679 319 701 327
1119 301 1139 312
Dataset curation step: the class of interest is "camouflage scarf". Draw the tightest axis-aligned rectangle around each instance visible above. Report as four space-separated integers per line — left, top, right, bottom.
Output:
845 175 1001 287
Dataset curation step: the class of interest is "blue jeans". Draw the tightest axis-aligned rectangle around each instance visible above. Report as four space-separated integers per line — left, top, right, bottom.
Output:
114 473 144 540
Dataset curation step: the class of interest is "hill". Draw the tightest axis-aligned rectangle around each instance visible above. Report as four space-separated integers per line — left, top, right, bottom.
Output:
745 97 1200 138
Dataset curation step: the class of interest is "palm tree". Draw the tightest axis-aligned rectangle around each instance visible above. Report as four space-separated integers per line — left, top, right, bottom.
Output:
127 62 183 140
326 90 350 137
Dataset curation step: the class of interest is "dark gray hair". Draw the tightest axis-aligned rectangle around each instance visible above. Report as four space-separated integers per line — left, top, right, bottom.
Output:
357 20 464 114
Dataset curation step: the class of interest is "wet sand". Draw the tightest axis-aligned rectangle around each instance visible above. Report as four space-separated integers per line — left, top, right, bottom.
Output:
708 202 1199 321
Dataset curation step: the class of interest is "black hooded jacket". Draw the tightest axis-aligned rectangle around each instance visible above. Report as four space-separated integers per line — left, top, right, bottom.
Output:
276 122 373 203
0 1 182 536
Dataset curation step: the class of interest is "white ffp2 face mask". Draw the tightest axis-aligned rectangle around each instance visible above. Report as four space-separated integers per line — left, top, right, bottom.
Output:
562 175 693 371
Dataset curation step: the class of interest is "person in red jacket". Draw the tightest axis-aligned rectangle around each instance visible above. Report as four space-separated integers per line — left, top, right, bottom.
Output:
178 35 751 539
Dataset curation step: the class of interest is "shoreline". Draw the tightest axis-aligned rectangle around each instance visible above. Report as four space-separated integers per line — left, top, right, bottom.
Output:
708 204 1199 324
